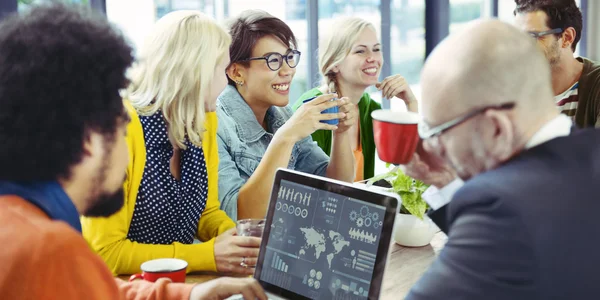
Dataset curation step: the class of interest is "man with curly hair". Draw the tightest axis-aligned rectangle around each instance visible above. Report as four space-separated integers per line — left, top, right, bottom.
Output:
514 0 600 128
0 3 266 300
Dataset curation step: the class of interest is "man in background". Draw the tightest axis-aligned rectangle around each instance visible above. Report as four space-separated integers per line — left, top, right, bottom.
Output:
514 0 600 128
0 3 266 300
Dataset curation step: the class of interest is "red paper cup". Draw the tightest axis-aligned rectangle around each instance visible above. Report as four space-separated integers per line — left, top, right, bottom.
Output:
129 258 187 283
371 109 420 164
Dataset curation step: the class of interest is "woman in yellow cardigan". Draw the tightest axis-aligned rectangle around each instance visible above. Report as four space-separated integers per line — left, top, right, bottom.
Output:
81 11 260 276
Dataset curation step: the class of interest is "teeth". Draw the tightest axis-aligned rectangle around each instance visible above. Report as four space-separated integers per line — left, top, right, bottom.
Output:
272 84 289 91
363 68 377 74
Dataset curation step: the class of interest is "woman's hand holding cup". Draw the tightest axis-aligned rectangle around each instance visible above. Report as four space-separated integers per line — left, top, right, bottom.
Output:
280 94 346 142
213 228 261 276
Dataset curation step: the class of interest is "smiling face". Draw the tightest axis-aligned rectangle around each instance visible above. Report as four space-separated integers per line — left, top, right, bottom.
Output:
234 35 297 108
334 27 382 89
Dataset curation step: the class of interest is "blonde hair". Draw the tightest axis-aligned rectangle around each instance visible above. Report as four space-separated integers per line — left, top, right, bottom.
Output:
318 17 377 96
126 10 231 149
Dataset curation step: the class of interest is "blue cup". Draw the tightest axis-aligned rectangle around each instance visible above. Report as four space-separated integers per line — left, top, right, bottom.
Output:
302 96 339 125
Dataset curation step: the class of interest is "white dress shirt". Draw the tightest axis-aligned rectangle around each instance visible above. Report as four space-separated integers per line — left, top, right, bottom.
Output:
422 114 573 210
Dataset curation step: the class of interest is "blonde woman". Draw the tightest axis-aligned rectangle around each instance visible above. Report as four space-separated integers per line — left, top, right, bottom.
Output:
294 17 419 181
81 11 260 276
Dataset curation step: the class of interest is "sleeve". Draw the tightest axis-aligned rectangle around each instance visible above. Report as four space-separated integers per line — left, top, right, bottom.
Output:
585 64 600 128
310 130 332 157
115 278 193 300
421 178 464 210
81 185 220 275
197 112 236 241
406 193 536 300
81 105 219 275
32 226 193 300
294 136 330 177
216 123 248 222
594 82 600 128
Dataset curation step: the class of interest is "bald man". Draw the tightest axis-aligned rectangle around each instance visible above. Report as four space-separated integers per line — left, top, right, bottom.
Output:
404 19 600 299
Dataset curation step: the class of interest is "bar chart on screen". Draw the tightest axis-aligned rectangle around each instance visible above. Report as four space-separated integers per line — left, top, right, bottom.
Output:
271 252 289 273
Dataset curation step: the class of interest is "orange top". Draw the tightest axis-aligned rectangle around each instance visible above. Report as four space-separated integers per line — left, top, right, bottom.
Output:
0 195 193 300
353 126 364 182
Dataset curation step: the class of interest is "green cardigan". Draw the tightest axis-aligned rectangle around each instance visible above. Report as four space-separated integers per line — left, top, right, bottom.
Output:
293 88 381 180
575 57 600 128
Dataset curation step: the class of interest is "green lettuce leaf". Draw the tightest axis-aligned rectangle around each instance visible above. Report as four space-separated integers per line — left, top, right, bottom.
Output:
398 190 428 219
366 167 430 220
413 178 429 193
392 171 413 192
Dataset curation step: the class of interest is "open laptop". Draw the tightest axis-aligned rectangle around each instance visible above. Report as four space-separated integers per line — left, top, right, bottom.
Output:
230 168 399 300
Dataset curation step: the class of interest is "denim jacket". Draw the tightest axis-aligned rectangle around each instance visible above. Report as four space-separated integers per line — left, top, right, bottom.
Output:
216 85 329 220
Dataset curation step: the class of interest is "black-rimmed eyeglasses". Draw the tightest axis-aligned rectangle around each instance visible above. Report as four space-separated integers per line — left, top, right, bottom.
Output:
418 102 516 140
243 49 301 71
527 28 563 39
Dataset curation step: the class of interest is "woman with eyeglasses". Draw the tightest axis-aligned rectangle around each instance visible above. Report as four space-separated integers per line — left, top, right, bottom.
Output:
294 17 419 182
216 10 357 220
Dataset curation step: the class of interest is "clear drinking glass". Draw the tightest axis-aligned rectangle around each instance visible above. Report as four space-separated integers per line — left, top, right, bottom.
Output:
237 219 265 268
236 219 266 237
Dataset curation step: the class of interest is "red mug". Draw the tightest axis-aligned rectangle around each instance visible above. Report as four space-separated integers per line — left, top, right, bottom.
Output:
129 258 188 283
371 109 420 164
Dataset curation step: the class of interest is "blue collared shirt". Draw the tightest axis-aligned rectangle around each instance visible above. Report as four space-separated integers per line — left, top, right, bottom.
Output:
216 85 329 220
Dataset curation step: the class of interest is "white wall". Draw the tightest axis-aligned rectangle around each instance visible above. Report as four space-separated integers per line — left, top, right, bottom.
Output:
585 1 599 61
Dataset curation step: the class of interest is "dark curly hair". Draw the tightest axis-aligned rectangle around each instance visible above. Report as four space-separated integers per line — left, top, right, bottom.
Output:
226 10 297 86
514 0 583 52
0 3 134 181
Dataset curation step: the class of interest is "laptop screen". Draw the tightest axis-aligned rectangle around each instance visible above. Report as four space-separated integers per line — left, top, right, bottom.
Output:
259 179 388 299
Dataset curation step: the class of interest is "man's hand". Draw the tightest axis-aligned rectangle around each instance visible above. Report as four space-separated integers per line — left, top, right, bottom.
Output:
189 277 267 300
403 140 457 188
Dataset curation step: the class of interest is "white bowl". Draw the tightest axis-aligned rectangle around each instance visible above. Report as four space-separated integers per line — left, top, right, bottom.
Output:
393 213 437 247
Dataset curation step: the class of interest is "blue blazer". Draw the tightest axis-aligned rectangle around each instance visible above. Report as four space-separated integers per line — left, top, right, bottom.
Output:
407 128 600 300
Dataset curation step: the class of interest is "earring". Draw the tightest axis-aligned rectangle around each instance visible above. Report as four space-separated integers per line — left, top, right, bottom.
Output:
235 80 244 86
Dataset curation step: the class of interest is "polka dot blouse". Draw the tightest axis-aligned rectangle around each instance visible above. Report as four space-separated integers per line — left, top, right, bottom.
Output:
127 112 208 245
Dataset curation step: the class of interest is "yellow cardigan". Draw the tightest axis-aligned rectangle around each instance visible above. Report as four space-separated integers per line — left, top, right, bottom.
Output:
81 103 235 275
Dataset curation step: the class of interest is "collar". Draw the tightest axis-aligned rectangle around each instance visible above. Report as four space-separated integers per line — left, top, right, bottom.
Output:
424 114 574 212
0 181 81 232
554 81 579 101
525 114 573 149
217 85 289 143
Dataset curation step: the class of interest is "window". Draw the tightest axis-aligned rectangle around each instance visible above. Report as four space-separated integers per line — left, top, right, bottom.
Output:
18 0 88 11
107 0 307 104
450 0 491 34
390 0 425 111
